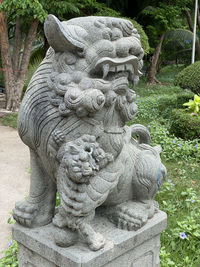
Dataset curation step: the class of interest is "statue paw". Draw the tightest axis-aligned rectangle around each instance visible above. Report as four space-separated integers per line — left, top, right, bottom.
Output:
13 201 38 227
88 232 106 251
109 201 156 231
53 227 78 247
52 212 67 228
116 205 148 231
78 222 106 251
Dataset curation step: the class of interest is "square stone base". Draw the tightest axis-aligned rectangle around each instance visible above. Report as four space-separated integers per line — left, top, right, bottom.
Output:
13 210 167 267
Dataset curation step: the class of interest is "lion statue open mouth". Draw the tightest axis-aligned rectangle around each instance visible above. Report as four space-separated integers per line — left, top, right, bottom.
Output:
13 15 166 251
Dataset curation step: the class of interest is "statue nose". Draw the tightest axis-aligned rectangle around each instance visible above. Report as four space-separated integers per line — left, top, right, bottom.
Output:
115 37 143 59
116 40 132 57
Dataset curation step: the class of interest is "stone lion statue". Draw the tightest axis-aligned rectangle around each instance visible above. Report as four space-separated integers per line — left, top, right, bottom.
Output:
13 15 166 251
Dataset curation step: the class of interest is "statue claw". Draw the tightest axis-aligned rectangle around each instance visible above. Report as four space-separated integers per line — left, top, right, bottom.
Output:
13 201 38 227
108 200 155 231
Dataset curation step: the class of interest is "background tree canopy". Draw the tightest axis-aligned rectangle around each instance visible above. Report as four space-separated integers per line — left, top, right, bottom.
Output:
0 0 149 111
0 0 199 109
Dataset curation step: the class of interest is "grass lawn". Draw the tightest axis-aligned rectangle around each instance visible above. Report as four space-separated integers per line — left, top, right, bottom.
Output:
0 65 200 267
0 113 18 129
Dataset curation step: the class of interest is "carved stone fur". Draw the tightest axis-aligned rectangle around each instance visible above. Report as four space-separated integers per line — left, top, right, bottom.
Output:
13 15 166 251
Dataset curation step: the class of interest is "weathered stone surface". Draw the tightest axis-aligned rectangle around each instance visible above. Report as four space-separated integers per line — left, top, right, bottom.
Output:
13 14 167 252
13 210 167 267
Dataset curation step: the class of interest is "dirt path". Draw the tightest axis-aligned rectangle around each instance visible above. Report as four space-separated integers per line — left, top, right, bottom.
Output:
0 125 30 257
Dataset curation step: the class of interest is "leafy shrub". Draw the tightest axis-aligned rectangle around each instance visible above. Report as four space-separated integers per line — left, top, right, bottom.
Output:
156 64 185 84
130 89 193 125
183 94 200 115
174 61 200 94
0 216 18 267
177 92 195 107
149 121 200 162
170 109 200 140
157 91 194 118
0 240 18 267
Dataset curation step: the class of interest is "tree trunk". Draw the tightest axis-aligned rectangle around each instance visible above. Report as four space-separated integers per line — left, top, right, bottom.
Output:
184 10 193 31
147 34 164 85
12 16 22 73
16 19 39 103
0 6 39 111
184 9 200 60
0 4 17 110
197 7 200 29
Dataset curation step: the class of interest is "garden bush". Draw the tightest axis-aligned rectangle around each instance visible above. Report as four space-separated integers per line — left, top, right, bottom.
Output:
174 61 200 94
170 109 200 140
148 121 200 162
157 92 194 118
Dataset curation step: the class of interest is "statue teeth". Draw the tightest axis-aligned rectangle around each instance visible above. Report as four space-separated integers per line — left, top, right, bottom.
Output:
116 65 125 72
109 66 115 72
102 64 110 78
138 70 143 76
125 64 133 72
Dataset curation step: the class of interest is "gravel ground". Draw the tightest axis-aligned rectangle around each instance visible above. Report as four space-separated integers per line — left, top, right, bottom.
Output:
0 125 29 257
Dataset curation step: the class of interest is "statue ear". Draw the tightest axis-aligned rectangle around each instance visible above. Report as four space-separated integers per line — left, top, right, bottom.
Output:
44 14 87 52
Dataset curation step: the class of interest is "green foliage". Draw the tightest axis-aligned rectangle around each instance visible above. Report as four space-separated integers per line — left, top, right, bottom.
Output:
156 64 185 84
0 0 47 22
0 113 18 129
149 121 200 162
157 173 200 266
157 91 194 118
128 100 200 162
56 193 60 207
170 109 200 140
140 2 183 48
143 4 182 32
161 29 196 65
0 239 18 267
183 94 200 115
130 65 200 162
41 0 80 20
174 61 200 94
0 0 81 22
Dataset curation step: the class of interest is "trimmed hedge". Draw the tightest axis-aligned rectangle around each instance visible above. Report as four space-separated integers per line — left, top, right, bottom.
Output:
157 91 194 118
170 109 200 140
174 61 200 94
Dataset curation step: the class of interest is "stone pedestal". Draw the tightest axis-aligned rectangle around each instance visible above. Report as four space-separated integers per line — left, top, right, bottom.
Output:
13 210 167 267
